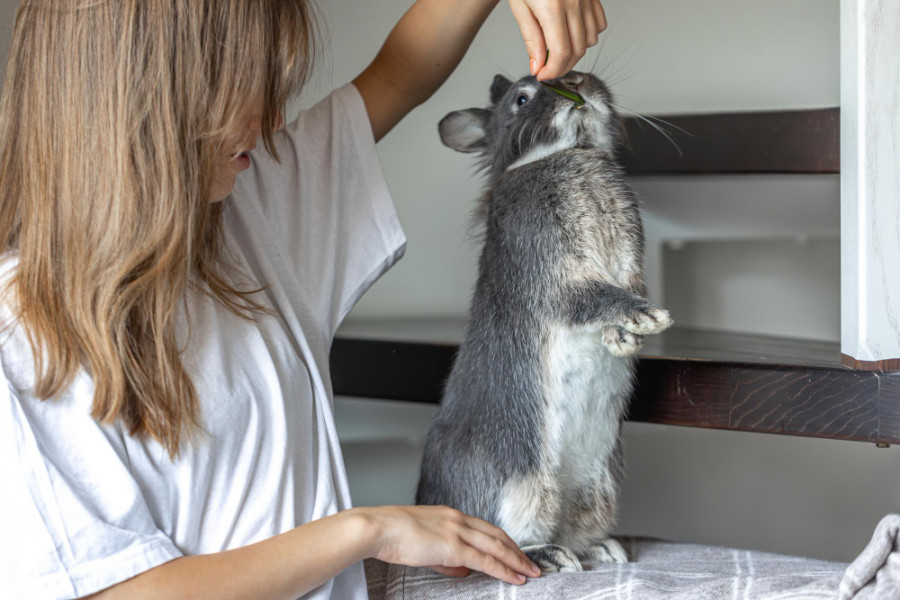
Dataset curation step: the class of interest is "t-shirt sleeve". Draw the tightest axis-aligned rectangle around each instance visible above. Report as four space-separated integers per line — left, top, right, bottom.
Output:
231 82 407 337
0 358 182 599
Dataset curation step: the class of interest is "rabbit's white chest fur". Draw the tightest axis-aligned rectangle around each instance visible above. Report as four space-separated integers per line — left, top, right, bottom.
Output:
542 324 631 475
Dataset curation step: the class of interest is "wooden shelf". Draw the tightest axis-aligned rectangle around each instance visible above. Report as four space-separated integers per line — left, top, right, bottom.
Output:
331 319 900 445
618 108 840 175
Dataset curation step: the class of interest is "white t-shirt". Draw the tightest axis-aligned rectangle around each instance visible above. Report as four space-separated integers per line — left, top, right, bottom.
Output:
0 83 406 600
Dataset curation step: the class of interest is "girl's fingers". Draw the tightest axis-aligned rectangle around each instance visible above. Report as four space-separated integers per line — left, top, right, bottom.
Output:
526 0 607 80
527 2 572 79
461 547 527 585
536 26 571 79
593 0 608 33
584 4 599 47
461 515 526 556
458 526 540 579
567 9 587 69
585 0 606 46
508 1 547 76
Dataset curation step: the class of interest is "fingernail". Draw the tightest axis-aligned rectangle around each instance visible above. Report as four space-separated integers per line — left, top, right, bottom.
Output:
530 563 541 575
517 573 527 583
530 58 537 75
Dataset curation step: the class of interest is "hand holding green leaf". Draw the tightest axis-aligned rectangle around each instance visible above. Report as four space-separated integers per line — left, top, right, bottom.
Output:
508 0 608 80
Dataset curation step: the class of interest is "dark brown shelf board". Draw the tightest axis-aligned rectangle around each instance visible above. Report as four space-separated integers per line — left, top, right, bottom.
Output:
618 108 839 175
331 320 899 445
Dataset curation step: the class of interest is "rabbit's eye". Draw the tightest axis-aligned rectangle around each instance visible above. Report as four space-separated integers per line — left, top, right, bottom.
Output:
516 94 529 106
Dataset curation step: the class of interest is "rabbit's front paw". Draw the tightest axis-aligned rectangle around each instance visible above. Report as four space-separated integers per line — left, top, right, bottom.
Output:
622 306 672 335
522 544 583 573
583 537 629 564
601 326 644 356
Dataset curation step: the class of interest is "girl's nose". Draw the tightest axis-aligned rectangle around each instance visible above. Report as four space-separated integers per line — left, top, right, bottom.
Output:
245 110 283 138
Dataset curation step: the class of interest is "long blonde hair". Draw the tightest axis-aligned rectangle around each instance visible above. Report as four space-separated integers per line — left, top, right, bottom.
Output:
0 0 317 456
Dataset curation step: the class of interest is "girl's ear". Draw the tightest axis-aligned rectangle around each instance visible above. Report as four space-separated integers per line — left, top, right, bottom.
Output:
438 108 490 153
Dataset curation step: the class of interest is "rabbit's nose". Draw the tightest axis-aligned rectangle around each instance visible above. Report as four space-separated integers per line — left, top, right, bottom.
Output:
561 73 585 89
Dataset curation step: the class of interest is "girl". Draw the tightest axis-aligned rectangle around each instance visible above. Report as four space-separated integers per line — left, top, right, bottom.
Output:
0 1 606 598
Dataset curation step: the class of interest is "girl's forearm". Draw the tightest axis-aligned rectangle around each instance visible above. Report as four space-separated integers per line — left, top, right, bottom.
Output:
354 0 500 141
379 0 501 104
83 508 378 600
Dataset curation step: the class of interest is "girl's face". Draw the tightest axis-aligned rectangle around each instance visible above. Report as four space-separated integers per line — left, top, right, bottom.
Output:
210 108 284 202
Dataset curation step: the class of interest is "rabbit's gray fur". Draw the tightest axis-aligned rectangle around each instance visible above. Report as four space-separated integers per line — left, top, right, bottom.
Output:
415 71 672 572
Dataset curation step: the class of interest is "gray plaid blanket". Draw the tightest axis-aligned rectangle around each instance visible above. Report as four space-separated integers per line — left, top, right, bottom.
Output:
366 537 846 599
367 515 900 599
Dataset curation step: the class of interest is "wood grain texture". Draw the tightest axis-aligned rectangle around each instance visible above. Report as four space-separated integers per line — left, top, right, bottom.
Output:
631 363 885 442
629 361 731 427
617 109 839 174
729 368 877 439
877 374 900 443
331 322 897 444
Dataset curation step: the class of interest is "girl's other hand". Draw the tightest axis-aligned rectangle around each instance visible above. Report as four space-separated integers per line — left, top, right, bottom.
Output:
508 0 607 81
355 505 541 584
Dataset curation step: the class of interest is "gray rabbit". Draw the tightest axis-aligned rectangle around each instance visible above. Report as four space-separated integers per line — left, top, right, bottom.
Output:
415 71 673 572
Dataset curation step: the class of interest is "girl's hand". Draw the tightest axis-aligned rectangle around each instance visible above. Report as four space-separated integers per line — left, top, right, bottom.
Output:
508 0 608 80
355 505 541 585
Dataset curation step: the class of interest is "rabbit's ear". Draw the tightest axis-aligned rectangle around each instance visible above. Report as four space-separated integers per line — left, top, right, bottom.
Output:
439 109 490 153
490 75 514 105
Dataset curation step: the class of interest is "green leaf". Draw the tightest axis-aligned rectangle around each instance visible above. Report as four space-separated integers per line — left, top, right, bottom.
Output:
541 82 585 107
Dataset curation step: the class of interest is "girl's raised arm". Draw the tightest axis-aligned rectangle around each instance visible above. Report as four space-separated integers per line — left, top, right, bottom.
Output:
353 0 606 142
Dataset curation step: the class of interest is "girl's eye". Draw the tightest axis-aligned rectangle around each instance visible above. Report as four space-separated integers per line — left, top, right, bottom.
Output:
516 94 529 106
